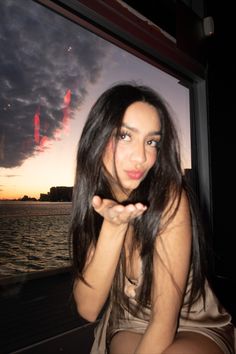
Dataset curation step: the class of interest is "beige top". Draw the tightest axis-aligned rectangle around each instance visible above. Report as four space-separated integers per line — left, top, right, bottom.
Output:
90 269 235 354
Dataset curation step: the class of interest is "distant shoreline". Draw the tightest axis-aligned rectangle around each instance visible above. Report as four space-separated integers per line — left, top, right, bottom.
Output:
1 186 73 202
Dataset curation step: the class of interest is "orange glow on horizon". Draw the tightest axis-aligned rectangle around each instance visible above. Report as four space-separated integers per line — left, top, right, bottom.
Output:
0 189 41 200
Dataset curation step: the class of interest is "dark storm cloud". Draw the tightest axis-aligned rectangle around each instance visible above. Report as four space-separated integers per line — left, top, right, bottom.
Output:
0 0 110 168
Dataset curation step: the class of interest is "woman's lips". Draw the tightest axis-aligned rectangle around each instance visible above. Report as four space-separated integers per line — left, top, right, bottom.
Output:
125 170 145 180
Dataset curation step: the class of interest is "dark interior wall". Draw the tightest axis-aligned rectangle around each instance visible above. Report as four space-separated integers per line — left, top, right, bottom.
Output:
204 1 236 324
122 0 176 38
205 2 235 281
179 0 236 322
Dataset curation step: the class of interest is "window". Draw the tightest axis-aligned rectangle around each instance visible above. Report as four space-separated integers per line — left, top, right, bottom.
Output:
0 0 210 351
0 0 195 279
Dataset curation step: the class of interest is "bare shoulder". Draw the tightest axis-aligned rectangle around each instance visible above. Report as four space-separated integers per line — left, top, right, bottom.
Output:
161 188 191 231
175 189 191 220
155 188 192 258
153 188 192 290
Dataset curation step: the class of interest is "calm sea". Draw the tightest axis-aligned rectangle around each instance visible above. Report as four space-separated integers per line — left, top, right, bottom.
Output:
0 201 72 278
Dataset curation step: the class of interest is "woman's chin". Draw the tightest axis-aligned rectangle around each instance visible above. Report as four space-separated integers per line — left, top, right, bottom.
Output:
113 180 141 201
121 181 140 194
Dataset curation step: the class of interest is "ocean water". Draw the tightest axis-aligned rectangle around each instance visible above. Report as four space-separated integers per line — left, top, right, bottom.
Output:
0 201 72 278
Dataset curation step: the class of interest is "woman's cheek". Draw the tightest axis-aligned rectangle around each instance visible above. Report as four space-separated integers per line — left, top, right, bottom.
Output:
149 150 158 167
116 144 129 161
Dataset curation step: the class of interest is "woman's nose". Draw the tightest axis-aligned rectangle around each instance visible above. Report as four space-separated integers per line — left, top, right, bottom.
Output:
130 142 146 164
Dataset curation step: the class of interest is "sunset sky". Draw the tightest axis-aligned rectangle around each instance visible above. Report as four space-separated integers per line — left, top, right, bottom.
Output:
0 0 191 200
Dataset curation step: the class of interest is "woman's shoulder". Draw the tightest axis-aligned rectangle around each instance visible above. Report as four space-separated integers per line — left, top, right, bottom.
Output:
160 187 191 234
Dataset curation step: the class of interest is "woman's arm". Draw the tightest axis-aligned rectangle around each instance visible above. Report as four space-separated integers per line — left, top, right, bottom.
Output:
135 190 192 354
73 196 147 322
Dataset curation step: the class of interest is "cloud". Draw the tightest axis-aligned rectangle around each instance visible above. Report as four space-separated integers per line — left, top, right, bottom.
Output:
0 0 110 168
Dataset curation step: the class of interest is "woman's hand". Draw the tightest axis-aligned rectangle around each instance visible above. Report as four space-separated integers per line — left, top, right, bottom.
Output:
92 195 147 225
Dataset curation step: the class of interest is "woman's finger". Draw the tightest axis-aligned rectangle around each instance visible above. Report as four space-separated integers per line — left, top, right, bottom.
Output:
92 196 147 224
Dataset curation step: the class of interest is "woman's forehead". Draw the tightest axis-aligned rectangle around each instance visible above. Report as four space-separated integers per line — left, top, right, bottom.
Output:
122 101 161 132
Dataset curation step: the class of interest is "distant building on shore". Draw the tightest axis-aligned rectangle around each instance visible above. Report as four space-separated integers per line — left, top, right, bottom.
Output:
20 195 37 201
39 186 73 202
39 193 50 201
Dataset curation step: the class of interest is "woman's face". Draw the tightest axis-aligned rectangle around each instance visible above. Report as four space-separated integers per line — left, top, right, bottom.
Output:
103 101 161 200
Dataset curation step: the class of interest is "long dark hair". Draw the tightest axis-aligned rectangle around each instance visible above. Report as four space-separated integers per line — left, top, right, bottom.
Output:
70 82 208 314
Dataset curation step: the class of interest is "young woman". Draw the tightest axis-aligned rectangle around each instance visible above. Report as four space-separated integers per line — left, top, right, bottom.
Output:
70 83 234 353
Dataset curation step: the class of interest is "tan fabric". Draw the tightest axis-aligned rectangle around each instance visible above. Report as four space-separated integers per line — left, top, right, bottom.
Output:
90 273 235 354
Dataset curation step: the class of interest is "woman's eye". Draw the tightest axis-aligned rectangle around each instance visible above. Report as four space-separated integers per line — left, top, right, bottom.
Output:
118 131 131 141
147 139 159 147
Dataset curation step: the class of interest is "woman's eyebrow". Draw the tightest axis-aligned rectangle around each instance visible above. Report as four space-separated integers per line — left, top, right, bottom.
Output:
121 123 162 135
